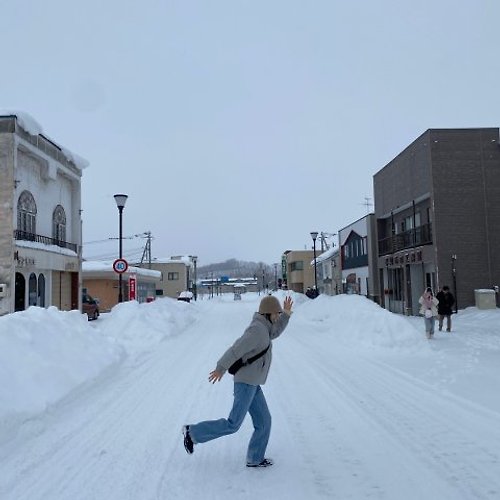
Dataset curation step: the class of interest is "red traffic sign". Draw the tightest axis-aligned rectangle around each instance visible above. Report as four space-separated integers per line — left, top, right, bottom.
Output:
113 258 128 274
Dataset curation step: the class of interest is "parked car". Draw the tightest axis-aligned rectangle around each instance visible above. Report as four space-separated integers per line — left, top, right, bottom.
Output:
177 291 193 303
82 293 99 320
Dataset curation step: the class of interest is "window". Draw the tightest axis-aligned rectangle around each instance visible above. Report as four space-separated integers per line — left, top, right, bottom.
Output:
53 205 66 242
415 212 421 227
168 272 179 280
38 274 46 307
290 261 304 271
28 273 37 306
404 215 415 231
17 191 37 235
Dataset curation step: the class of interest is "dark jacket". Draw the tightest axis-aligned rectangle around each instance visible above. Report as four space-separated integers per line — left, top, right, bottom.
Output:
436 290 455 315
216 312 290 386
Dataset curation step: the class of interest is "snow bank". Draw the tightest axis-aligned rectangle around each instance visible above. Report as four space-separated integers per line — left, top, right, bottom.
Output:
291 293 423 351
97 297 199 355
0 307 122 418
0 298 200 433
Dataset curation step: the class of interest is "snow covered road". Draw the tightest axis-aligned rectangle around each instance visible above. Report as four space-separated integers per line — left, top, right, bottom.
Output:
0 294 499 499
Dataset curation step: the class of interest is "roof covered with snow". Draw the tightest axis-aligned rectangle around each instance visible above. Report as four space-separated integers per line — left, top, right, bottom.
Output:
0 109 89 170
83 261 161 279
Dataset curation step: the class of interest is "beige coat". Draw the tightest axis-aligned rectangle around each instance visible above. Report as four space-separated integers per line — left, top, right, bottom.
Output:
418 295 439 317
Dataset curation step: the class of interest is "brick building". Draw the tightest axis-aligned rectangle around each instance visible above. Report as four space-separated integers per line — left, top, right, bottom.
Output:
374 128 500 314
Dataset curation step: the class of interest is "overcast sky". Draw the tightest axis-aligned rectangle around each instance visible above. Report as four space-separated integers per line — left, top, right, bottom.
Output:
2 0 499 266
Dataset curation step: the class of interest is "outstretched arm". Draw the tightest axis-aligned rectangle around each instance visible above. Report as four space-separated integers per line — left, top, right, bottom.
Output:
208 370 223 384
283 296 293 315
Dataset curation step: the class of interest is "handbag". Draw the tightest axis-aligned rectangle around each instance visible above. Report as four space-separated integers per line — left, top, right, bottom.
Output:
424 309 433 319
228 344 270 375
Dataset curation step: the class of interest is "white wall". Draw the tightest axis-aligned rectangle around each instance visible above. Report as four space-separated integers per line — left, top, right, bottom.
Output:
13 142 81 245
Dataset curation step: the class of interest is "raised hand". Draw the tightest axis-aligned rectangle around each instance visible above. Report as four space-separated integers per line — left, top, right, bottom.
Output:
283 296 293 315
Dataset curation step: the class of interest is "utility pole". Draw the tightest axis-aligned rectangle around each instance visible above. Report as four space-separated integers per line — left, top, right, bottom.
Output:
361 196 373 214
139 231 152 268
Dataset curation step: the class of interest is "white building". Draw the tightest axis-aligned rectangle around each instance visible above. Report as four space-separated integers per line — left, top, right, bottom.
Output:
338 214 379 301
314 246 341 296
0 112 87 315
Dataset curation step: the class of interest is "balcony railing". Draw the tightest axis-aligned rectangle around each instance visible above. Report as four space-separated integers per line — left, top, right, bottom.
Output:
378 223 433 256
14 229 78 253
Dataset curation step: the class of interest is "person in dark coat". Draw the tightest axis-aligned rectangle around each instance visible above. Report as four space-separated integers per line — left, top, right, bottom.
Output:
436 285 455 332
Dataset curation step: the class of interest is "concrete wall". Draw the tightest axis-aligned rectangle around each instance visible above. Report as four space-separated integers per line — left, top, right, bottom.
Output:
0 135 14 315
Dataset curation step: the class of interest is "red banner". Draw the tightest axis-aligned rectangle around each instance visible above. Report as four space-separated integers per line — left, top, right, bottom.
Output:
129 275 137 301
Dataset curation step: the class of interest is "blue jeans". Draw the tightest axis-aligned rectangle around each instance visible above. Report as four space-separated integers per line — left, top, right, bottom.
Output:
188 382 271 465
425 316 435 336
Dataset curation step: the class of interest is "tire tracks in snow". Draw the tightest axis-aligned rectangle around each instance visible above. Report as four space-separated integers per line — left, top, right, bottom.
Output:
0 308 215 500
274 329 500 499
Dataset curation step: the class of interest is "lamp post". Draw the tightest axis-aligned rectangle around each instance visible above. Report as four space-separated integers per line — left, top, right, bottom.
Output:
192 256 198 301
451 254 457 313
310 231 319 297
114 194 128 303
274 263 278 291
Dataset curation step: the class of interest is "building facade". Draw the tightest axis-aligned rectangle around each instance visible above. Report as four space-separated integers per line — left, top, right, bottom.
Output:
82 261 160 311
282 250 315 294
140 256 194 299
0 113 84 316
315 247 342 296
339 214 379 302
374 128 500 314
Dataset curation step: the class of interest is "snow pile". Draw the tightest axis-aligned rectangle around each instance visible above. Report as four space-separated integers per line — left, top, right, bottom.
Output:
293 293 423 351
97 297 199 356
0 297 201 430
0 307 122 418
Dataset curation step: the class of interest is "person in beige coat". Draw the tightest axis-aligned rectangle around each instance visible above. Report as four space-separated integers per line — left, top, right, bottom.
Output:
183 295 293 467
418 287 439 339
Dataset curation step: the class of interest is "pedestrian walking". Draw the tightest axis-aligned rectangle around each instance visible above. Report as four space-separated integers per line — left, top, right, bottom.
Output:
436 285 455 332
182 294 293 468
418 287 439 339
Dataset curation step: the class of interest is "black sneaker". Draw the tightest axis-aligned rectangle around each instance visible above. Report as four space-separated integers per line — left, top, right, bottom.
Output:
182 425 194 455
246 458 273 468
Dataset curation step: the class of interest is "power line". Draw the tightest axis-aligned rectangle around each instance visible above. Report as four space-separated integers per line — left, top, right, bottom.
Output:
83 233 148 245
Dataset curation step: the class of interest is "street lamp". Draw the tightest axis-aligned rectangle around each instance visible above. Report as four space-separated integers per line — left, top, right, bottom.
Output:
310 231 319 297
192 256 198 301
114 194 128 303
274 263 278 291
451 254 458 313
